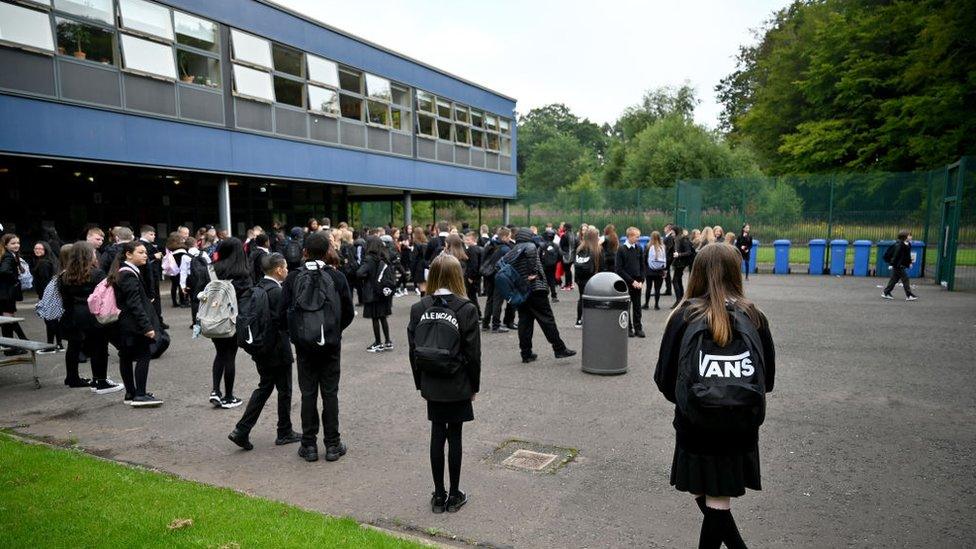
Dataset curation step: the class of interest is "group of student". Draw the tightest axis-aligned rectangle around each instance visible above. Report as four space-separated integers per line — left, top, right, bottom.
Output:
4 216 780 547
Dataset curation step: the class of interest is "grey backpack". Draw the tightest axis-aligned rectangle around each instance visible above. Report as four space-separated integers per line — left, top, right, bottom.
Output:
197 257 238 338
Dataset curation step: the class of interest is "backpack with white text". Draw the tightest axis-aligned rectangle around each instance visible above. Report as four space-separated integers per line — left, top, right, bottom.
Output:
574 249 595 277
675 301 767 433
287 265 341 351
413 296 470 377
197 259 238 338
376 258 397 298
162 250 180 277
236 286 272 356
540 241 560 269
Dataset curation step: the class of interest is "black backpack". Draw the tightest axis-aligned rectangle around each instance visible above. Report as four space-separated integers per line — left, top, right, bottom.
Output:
287 266 340 351
189 254 210 298
540 241 560 269
479 243 503 277
413 296 469 377
284 240 303 269
376 257 397 298
237 286 273 356
883 242 898 265
675 302 767 433
559 233 577 263
574 249 595 277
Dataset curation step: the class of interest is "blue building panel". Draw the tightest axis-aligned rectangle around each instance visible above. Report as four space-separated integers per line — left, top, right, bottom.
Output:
0 94 516 197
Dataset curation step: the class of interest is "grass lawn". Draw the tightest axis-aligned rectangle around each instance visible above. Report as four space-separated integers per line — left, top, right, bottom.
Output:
0 433 425 548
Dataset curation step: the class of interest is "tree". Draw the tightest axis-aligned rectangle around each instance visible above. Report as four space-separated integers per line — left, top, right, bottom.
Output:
520 133 589 193
613 84 700 141
517 104 607 175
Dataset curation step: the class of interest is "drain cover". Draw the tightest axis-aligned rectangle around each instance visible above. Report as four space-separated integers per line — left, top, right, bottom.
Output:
502 449 558 471
487 439 578 474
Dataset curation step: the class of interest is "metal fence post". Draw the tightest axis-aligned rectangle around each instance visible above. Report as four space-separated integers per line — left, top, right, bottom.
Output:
578 192 583 227
922 170 934 277
527 202 531 226
635 188 641 229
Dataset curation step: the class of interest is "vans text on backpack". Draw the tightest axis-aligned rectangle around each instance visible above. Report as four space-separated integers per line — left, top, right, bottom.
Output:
413 296 471 377
288 264 341 351
197 257 239 338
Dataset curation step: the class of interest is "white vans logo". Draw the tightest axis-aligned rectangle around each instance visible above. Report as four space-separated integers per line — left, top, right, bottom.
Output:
698 351 754 378
317 325 326 346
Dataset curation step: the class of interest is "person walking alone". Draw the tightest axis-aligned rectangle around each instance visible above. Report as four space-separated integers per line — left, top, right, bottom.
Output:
881 230 918 301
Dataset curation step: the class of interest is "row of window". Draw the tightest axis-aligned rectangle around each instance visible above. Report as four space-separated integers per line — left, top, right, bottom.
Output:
0 0 512 155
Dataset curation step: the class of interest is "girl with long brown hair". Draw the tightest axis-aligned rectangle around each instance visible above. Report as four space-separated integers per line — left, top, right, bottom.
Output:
653 243 776 548
573 227 602 328
601 224 619 273
642 231 668 310
0 233 28 351
411 226 428 295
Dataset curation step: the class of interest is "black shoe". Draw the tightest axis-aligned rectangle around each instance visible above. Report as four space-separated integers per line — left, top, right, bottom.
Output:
209 391 222 407
123 393 134 405
628 331 636 338
130 394 163 407
3 348 28 357
662 290 672 296
220 397 243 409
65 377 92 388
634 331 646 338
298 445 318 462
481 325 490 332
504 323 518 330
431 492 447 514
551 296 559 303
554 349 577 359
446 491 468 513
275 431 302 446
641 304 650 310
325 442 347 462
491 326 508 333
228 429 253 451
521 353 538 364
160 322 170 330
654 305 661 310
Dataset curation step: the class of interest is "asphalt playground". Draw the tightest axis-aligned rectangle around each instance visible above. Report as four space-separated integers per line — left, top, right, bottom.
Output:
1 274 974 548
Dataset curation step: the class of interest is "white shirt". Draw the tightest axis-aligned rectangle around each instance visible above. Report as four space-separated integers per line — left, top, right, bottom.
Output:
263 275 282 287
624 241 636 249
432 288 452 296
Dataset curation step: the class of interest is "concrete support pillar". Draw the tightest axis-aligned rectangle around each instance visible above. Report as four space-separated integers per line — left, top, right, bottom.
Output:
502 199 510 226
218 177 231 233
403 191 412 226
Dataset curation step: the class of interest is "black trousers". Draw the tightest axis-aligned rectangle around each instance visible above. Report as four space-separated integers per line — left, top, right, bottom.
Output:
517 290 567 358
561 260 574 287
884 266 914 297
673 266 686 303
211 336 238 398
543 264 558 297
664 263 673 294
169 277 186 307
627 286 643 332
576 275 592 323
296 346 341 447
465 279 482 319
118 334 151 397
643 274 664 307
483 277 500 328
44 319 63 346
66 329 108 384
236 354 293 437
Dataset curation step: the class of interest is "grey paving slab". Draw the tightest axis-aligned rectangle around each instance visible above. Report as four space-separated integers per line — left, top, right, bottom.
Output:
1 275 974 547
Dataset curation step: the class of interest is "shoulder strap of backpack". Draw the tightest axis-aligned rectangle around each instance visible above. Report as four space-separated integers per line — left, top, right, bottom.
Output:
203 254 217 283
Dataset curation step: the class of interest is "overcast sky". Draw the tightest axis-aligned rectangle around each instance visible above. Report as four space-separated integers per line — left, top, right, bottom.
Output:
274 0 787 129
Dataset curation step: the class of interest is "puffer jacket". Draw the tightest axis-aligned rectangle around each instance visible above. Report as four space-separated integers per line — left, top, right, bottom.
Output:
504 228 548 294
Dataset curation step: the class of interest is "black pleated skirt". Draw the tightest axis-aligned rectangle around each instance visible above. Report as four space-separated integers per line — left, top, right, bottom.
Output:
427 399 474 423
363 296 392 318
670 442 762 497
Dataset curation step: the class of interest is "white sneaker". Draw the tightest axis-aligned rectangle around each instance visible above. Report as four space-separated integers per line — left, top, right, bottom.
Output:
881 293 894 300
906 295 918 301
574 321 582 329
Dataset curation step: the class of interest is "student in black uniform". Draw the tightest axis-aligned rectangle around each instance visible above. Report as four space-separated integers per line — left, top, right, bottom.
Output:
881 230 918 301
0 234 29 351
671 226 694 306
410 227 428 296
248 233 271 284
31 240 63 354
653 243 775 549
208 238 253 409
164 233 189 309
407 254 481 514
462 231 483 318
358 236 394 352
735 224 753 281
662 224 675 296
229 253 301 450
615 227 646 338
539 229 560 302
107 241 162 407
558 223 577 290
573 227 601 328
601 225 619 275
642 231 668 310
424 221 450 266
138 225 166 329
480 227 512 332
281 232 355 463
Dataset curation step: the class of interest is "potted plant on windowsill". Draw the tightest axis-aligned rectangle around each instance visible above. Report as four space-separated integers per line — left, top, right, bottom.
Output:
57 22 90 60
178 54 195 83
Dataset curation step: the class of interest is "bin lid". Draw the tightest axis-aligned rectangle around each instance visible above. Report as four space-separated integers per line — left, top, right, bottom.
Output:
582 272 630 299
910 240 925 246
830 239 849 245
877 239 896 245
809 239 827 245
773 239 791 245
853 239 872 245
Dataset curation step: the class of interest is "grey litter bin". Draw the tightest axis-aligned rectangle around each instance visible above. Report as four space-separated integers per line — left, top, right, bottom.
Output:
581 272 630 375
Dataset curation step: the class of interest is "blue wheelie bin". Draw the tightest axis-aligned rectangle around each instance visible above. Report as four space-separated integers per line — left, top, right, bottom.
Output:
829 239 849 275
852 240 872 276
741 239 760 274
808 239 827 275
908 240 925 278
876 240 896 278
773 239 791 274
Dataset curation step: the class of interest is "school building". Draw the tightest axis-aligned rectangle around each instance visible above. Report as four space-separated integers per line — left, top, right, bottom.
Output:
0 0 517 239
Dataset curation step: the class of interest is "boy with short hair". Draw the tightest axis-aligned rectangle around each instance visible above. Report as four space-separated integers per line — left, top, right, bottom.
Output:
616 227 646 338
229 253 301 450
882 230 918 301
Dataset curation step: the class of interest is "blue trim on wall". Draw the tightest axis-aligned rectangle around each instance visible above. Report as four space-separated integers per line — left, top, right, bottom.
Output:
165 0 516 117
0 95 516 198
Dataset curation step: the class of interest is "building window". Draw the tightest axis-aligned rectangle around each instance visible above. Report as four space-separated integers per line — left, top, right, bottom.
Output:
366 99 390 126
471 128 483 148
391 109 410 132
486 131 499 151
416 90 434 113
233 63 274 102
307 54 338 87
391 85 410 108
120 33 175 79
454 105 469 124
437 119 452 141
0 3 55 53
176 49 219 87
231 29 271 69
365 73 391 101
118 0 173 42
470 109 483 128
272 43 303 78
54 0 112 25
418 113 434 137
55 17 115 64
501 136 511 156
17 0 51 6
308 84 339 115
273 75 304 107
484 113 498 133
174 11 217 52
455 125 469 145
339 93 362 121
436 99 451 119
499 118 510 135
338 67 361 93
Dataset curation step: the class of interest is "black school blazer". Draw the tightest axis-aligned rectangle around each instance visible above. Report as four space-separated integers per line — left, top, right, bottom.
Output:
407 294 481 402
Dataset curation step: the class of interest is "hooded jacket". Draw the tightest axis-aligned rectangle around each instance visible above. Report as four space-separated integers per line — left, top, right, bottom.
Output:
504 228 548 294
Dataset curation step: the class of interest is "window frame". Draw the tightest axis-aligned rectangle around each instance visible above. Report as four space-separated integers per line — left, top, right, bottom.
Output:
53 0 113 26
0 1 56 55
230 28 271 70
307 83 340 117
271 41 304 79
306 53 338 89
119 31 176 81
53 13 118 67
173 9 221 90
117 0 174 43
232 61 275 103
173 10 218 53
272 72 305 109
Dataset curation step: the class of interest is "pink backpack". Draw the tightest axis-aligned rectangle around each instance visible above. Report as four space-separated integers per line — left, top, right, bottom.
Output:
162 250 180 277
88 266 137 324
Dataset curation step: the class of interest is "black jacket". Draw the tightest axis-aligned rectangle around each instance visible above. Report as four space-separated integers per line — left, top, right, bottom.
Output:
279 261 355 341
112 265 157 339
407 293 481 401
673 235 695 268
559 232 578 263
735 233 753 260
356 253 391 304
255 276 294 365
465 244 483 282
663 233 676 267
888 240 912 268
249 248 269 284
99 243 121 273
60 269 106 338
0 252 23 303
505 230 547 293
32 258 58 297
601 241 618 273
615 243 646 285
653 301 776 454
425 234 447 265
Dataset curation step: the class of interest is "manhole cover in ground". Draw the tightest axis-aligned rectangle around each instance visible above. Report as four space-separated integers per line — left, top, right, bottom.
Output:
502 449 558 471
487 440 578 474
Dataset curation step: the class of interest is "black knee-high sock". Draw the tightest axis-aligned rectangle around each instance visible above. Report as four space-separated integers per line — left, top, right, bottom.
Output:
10 323 26 340
446 422 463 495
695 495 706 514
371 318 381 344
698 506 748 549
430 422 447 495
717 508 747 549
698 508 725 549
380 316 390 343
